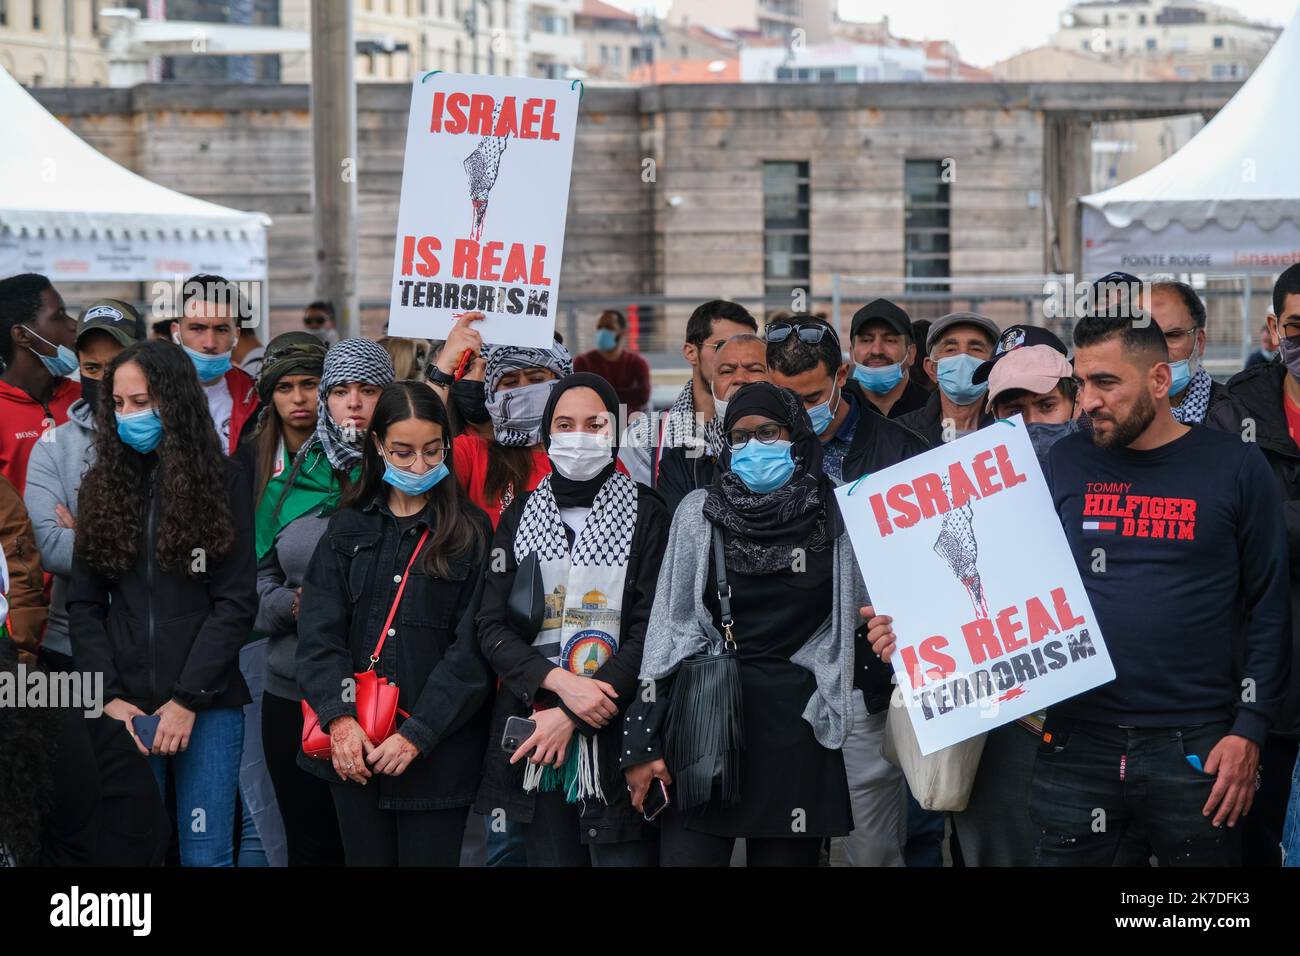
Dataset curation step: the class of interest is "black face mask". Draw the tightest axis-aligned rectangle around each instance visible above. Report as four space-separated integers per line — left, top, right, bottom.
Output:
80 375 100 412
450 378 491 424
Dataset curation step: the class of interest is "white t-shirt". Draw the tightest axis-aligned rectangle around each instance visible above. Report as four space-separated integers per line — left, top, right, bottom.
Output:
203 377 234 455
559 505 592 542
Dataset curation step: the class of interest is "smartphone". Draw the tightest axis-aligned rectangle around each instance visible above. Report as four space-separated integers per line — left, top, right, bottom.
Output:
643 779 670 822
132 715 161 752
501 715 537 754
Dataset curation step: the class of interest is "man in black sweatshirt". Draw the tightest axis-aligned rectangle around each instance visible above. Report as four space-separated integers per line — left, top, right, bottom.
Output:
1034 308 1290 867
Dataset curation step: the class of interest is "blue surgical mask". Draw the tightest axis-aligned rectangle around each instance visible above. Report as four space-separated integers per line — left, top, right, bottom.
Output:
1168 350 1199 397
936 354 989 406
180 341 233 382
730 438 796 493
116 407 164 454
382 457 449 496
22 326 78 378
853 361 904 395
1026 419 1079 465
808 384 842 436
594 329 619 352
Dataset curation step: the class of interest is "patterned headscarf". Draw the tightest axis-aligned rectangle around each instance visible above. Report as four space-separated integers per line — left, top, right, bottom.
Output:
483 342 573 447
307 337 395 470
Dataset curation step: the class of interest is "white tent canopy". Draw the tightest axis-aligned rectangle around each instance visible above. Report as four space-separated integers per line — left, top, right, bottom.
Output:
1081 11 1300 276
0 65 269 283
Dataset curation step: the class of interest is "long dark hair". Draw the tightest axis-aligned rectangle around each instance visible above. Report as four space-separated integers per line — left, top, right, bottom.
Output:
341 381 485 577
0 662 61 864
485 444 534 509
77 340 235 579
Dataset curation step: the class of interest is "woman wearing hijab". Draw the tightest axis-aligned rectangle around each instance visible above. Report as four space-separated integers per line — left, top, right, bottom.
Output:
446 339 574 528
474 373 670 866
623 381 863 867
255 337 394 866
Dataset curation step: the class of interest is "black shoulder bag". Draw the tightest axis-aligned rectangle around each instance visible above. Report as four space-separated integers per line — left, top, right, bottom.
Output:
663 525 745 811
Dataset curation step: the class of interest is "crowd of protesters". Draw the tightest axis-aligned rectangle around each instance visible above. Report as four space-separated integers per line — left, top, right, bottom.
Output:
2 265 1300 869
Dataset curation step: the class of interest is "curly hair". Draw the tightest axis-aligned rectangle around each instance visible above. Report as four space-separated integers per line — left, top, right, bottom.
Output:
0 662 62 865
77 340 235 579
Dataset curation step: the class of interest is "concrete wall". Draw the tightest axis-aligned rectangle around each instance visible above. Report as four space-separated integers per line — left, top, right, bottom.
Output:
30 79 1238 346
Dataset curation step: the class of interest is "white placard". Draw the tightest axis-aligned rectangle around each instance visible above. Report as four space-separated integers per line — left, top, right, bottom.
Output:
834 417 1115 755
386 73 580 348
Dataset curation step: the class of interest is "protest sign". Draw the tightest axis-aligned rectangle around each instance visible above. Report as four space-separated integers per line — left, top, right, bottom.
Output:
834 417 1114 755
387 73 580 347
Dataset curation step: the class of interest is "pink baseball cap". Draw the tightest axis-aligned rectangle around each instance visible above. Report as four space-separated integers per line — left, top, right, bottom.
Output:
986 345 1075 409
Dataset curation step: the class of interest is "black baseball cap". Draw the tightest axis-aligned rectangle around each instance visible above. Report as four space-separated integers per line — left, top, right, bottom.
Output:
76 299 145 349
851 298 912 340
972 323 1069 385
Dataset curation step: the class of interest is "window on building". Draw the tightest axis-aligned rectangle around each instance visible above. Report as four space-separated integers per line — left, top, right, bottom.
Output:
763 161 811 302
904 159 951 292
455 39 462 71
1213 35 1224 49
600 45 608 64
612 46 621 66
0 0 8 27
91 0 98 35
1139 13 1147 25
1146 37 1157 51
33 0 41 30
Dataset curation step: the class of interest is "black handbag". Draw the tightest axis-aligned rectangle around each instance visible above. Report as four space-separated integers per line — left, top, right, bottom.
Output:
663 526 744 811
506 550 545 638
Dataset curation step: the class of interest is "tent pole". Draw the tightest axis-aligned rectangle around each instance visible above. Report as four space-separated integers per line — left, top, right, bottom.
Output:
310 0 360 339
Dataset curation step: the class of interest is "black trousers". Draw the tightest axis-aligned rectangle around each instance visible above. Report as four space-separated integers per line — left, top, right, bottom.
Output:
261 690 345 866
84 714 170 866
659 803 822 867
519 789 659 867
1243 734 1299 866
329 783 469 866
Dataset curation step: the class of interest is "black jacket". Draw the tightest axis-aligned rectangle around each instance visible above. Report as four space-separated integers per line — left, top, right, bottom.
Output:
855 373 931 420
473 482 669 844
656 444 716 515
68 457 256 713
842 399 931 484
896 390 995 448
295 495 495 810
1206 362 1300 737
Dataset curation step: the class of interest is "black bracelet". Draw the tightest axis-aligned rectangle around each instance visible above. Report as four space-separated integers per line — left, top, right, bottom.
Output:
426 364 454 386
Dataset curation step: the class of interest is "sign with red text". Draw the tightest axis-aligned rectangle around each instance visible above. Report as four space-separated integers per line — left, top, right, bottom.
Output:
387 73 580 347
834 417 1114 755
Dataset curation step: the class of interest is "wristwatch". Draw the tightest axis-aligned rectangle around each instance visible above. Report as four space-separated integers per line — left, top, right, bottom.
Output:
426 364 455 386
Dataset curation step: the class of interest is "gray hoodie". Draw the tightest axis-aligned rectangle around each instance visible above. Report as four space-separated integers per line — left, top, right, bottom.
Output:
23 398 96 657
639 488 866 749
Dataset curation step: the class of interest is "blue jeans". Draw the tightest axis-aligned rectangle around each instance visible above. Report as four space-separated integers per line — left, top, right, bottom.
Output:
149 706 244 867
1283 749 1300 867
1029 716 1241 867
237 639 286 867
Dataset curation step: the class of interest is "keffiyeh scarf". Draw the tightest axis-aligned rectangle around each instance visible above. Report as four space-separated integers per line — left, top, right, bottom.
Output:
308 337 395 471
483 343 573 447
1171 366 1213 425
513 471 638 803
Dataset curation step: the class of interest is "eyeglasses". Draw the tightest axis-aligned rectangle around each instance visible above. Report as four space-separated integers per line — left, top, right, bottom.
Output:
383 446 446 468
765 321 839 347
727 423 785 449
1162 326 1198 346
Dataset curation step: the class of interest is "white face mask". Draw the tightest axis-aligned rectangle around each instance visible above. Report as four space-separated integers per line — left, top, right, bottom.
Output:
548 431 614 481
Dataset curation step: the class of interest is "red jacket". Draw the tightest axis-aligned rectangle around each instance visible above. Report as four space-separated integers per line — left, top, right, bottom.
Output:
0 377 81 496
223 366 259 456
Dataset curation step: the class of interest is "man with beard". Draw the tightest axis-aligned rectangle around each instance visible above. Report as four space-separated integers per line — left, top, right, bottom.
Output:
1028 309 1290 866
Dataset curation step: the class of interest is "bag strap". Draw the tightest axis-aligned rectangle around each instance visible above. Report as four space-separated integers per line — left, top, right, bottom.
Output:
711 525 735 651
368 526 432 671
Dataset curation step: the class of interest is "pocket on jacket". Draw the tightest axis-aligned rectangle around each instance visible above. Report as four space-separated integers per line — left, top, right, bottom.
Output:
330 531 382 604
398 571 460 629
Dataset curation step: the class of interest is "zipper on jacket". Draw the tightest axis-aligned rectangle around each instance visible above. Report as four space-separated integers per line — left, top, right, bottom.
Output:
145 479 158 704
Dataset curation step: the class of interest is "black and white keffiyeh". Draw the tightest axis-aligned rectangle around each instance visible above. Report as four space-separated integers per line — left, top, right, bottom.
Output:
306 337 395 471
483 343 573 447
660 381 704 454
513 470 638 802
1171 366 1213 424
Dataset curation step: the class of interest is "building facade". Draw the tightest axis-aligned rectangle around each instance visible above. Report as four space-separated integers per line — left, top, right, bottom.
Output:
0 0 111 86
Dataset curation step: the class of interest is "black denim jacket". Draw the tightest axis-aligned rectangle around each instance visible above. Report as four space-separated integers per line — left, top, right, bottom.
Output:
295 493 495 810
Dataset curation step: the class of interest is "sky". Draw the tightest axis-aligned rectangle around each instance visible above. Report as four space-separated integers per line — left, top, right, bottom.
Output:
618 0 1300 68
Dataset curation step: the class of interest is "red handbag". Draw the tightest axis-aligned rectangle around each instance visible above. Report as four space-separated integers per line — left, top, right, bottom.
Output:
301 528 429 759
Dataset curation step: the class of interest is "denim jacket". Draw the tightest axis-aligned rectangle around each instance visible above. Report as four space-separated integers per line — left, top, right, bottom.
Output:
295 493 494 811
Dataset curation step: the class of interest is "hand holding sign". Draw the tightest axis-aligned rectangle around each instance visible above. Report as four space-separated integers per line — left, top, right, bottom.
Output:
836 417 1114 755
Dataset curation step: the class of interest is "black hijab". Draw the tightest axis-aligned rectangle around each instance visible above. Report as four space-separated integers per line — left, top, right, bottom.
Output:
540 372 621 507
702 381 841 575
